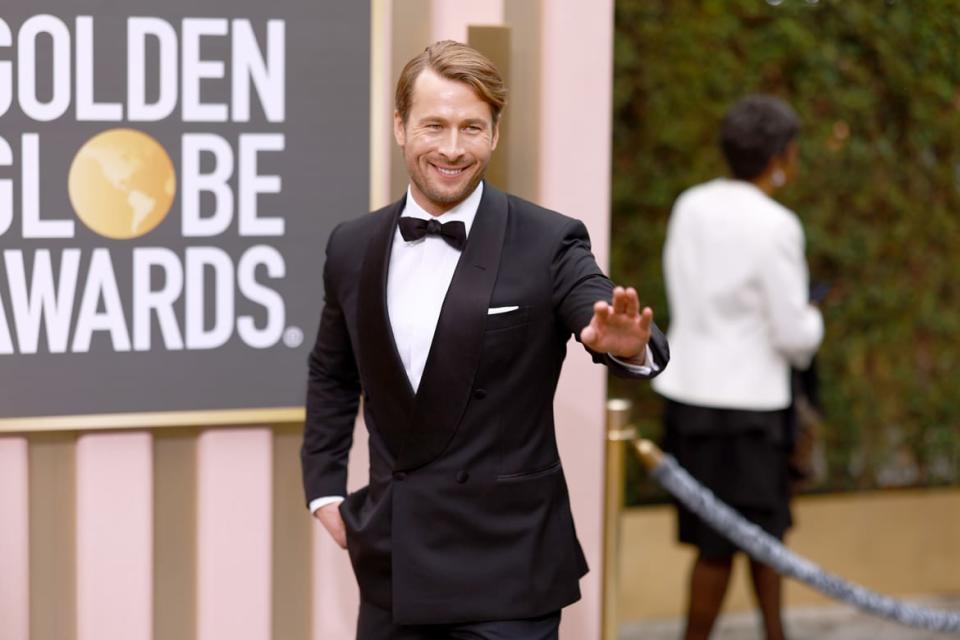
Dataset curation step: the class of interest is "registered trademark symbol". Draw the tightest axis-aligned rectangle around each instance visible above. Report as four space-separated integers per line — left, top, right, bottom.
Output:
283 326 304 348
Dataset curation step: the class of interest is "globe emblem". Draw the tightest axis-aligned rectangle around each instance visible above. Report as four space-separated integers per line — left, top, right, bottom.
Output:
68 128 176 239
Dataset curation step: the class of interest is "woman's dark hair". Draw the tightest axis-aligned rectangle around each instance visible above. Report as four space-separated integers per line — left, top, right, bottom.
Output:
720 95 800 180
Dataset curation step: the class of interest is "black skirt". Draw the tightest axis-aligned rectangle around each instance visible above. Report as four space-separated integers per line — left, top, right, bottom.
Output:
662 399 793 559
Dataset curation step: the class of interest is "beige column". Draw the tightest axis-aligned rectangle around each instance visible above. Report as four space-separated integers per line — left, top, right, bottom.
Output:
272 425 312 640
502 0 542 202
388 0 432 198
371 0 395 210
153 429 198 640
430 0 503 42
29 433 78 640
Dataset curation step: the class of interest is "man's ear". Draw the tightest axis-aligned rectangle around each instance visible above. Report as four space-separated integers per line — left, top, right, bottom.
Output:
490 120 500 151
393 111 406 146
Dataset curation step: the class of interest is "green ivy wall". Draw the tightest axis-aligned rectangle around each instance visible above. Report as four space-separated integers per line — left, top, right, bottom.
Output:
611 0 960 498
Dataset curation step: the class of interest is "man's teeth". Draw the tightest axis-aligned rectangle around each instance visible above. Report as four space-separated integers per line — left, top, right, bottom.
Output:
436 166 464 176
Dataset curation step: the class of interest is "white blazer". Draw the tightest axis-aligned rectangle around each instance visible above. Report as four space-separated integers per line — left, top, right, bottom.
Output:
652 178 823 411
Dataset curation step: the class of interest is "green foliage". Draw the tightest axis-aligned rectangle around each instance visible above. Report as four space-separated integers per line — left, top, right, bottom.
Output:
611 0 960 501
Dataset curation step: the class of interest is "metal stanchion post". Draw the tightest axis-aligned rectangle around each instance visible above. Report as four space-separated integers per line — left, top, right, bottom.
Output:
601 399 636 640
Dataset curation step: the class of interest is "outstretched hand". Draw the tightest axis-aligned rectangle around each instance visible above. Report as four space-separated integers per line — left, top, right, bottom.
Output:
580 286 653 360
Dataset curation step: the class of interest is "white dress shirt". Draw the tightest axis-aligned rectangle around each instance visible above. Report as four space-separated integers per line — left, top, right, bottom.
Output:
652 178 823 410
311 182 654 513
386 183 484 392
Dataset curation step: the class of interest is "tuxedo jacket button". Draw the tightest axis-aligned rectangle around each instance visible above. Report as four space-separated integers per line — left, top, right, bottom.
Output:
456 471 469 484
473 388 487 399
393 471 407 481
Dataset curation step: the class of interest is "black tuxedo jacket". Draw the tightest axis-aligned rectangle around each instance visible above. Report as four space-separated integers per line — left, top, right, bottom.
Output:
302 184 668 625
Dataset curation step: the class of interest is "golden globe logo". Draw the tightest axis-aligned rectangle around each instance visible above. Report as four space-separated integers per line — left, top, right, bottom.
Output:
69 129 177 240
0 15 299 356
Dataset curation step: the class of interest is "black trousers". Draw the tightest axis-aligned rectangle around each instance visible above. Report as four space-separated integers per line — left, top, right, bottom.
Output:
357 600 561 640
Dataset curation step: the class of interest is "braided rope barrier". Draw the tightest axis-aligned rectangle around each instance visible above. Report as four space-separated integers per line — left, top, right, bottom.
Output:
632 440 960 634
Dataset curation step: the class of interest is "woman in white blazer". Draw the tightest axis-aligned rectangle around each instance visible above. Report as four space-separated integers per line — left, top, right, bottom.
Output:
652 95 823 640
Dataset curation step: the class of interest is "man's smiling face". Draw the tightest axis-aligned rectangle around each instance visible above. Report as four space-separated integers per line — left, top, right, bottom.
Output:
394 68 499 216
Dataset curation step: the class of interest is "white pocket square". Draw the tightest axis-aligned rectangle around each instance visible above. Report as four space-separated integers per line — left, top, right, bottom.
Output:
487 306 519 315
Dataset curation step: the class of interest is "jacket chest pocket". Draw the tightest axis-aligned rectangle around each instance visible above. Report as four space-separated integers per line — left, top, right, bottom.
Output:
481 306 530 367
484 306 530 332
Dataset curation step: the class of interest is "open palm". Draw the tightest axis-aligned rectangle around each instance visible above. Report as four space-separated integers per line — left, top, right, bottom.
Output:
580 286 653 359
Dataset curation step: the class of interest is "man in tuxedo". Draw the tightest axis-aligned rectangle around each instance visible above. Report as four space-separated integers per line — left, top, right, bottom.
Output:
301 40 669 640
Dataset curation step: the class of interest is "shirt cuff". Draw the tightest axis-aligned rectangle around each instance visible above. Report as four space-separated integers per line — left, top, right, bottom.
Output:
609 344 659 376
309 495 345 514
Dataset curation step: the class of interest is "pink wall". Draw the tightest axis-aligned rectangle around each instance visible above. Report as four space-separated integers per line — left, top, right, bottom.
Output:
539 2 616 637
196 429 273 640
76 432 153 640
0 437 29 640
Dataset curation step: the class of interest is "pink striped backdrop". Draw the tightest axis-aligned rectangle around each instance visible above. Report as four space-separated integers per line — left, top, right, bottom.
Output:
0 2 618 638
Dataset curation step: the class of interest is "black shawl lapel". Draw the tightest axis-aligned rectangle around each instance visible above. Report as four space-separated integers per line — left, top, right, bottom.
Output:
397 184 509 470
356 196 415 457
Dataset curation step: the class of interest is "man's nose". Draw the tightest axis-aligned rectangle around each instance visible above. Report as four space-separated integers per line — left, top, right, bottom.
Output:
438 129 464 160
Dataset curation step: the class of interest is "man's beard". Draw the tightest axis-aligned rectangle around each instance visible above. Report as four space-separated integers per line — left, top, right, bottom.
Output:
410 165 485 211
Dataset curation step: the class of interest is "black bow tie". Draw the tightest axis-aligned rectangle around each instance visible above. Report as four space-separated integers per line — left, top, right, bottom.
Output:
398 217 467 251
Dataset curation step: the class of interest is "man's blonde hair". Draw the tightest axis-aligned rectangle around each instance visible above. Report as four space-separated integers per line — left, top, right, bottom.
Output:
395 40 507 125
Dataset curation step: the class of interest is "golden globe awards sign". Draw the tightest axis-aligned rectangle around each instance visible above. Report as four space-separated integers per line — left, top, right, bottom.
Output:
0 3 369 426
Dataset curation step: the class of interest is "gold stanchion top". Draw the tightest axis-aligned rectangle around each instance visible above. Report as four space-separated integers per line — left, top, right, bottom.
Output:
606 398 633 412
632 438 664 471
606 398 633 436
